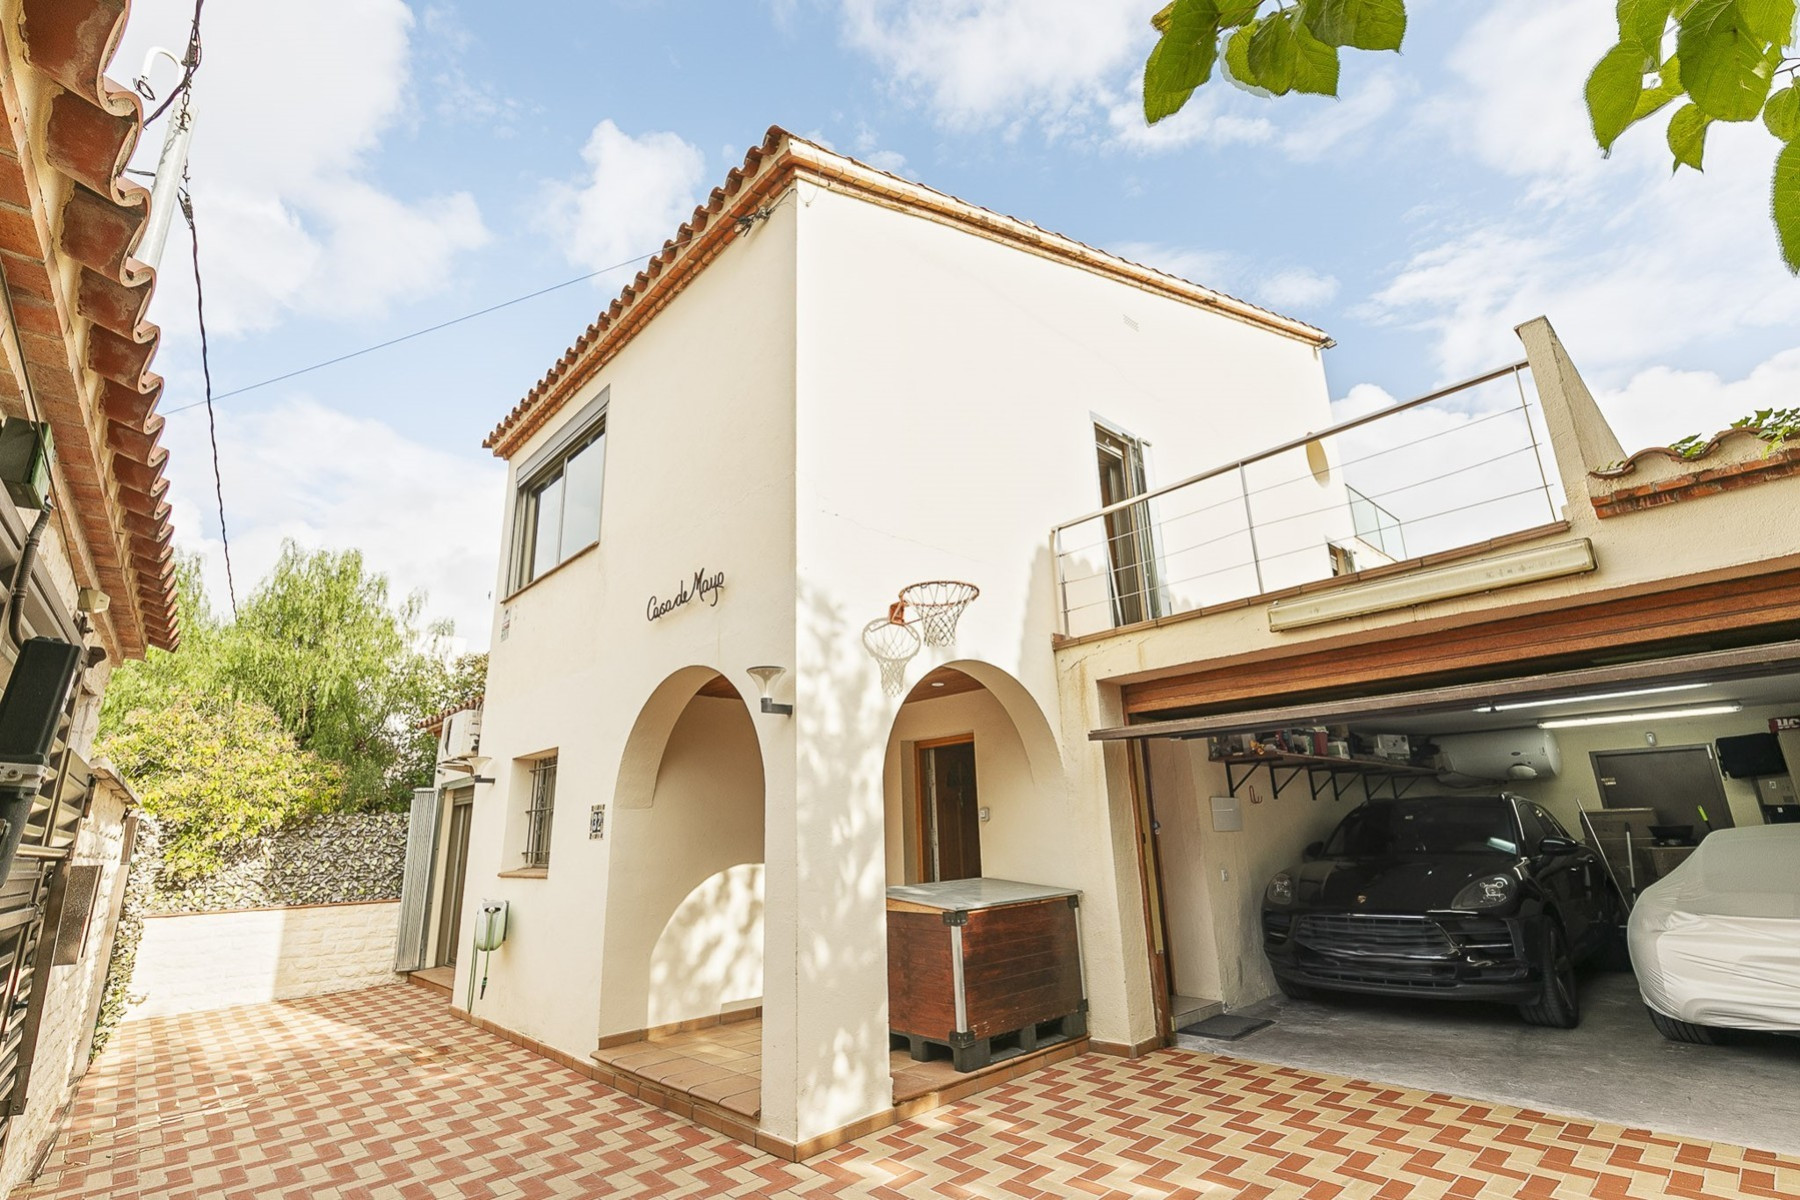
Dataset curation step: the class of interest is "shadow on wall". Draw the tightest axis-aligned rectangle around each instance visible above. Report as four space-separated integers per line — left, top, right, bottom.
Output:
648 864 764 1027
792 580 897 1130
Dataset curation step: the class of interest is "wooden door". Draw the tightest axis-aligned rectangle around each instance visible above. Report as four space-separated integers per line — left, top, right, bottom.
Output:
917 738 982 882
1130 742 1174 1045
436 796 473 966
1592 746 1735 834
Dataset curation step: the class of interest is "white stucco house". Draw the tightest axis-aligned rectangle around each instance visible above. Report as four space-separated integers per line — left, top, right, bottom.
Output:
404 125 1800 1159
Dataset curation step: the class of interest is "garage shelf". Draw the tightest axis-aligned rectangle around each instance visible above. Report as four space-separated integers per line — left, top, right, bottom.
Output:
1213 751 1440 803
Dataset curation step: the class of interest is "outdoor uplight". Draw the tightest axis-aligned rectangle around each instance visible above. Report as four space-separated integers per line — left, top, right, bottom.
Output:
746 665 793 716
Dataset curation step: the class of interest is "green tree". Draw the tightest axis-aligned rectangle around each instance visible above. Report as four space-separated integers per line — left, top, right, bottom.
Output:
100 681 341 884
1141 1 1800 271
225 543 456 807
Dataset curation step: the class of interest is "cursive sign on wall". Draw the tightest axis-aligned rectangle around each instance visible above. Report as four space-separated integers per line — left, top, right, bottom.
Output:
647 568 726 622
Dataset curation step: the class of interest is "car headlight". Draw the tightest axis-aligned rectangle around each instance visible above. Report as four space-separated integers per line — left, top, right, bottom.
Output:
1266 872 1295 906
1452 873 1516 910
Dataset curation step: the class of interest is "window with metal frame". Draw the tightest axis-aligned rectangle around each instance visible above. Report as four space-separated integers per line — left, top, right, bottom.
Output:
522 756 558 870
511 392 609 590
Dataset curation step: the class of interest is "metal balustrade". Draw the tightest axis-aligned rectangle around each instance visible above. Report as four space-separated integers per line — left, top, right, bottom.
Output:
1052 361 1560 638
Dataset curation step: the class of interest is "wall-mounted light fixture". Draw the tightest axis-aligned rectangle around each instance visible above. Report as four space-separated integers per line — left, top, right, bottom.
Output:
1537 703 1741 730
746 665 793 716
1475 682 1708 713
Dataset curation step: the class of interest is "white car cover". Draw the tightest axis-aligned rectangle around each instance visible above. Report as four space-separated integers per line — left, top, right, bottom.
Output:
1628 824 1800 1031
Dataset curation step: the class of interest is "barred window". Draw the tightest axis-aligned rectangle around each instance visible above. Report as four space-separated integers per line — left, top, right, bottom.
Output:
523 756 558 869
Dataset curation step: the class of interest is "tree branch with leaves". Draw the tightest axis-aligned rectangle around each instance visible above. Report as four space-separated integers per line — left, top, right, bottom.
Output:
1143 0 1800 272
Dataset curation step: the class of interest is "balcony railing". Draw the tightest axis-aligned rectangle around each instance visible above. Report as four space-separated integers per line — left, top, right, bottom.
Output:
1051 361 1561 638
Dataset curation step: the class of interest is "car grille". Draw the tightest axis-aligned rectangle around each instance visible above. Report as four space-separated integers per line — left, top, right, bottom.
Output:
1292 914 1457 960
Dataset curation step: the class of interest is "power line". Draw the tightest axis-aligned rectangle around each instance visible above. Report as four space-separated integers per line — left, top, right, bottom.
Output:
139 0 204 127
159 252 669 417
178 178 238 619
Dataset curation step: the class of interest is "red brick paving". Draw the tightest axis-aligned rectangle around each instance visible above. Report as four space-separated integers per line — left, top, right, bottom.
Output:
21 985 1798 1198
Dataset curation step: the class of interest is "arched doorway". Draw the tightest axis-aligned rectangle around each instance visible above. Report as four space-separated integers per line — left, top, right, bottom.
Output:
600 669 766 1037
880 661 1067 888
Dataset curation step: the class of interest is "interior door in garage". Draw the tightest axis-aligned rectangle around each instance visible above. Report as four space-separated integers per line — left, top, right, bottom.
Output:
1592 747 1734 833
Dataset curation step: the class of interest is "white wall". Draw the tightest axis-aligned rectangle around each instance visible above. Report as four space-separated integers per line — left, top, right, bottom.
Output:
1509 704 1792 833
793 180 1336 1069
462 196 798 1086
1146 741 1349 1009
467 166 1338 1141
126 901 403 1020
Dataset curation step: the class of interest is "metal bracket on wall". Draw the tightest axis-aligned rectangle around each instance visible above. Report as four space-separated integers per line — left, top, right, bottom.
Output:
941 910 968 926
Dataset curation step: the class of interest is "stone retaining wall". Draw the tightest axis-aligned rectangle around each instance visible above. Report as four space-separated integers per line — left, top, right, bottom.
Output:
151 812 408 914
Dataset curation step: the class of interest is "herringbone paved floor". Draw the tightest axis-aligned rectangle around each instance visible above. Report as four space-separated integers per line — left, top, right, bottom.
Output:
23 984 1798 1199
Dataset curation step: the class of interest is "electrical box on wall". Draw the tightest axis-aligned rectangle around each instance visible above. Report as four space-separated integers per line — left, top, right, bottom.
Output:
0 420 53 510
1209 795 1243 832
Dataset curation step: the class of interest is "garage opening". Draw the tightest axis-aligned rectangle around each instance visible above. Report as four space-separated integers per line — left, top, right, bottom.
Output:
1103 639 1800 1032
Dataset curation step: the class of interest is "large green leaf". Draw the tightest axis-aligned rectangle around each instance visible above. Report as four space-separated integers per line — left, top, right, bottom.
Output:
1776 140 1800 272
1300 0 1407 52
1222 23 1265 93
1667 102 1712 169
1588 44 1649 150
1677 0 1778 122
1737 0 1797 42
1145 0 1222 123
1616 0 1675 54
1291 21 1342 95
1248 13 1299 94
1218 0 1261 26
1633 53 1684 120
1765 84 1800 140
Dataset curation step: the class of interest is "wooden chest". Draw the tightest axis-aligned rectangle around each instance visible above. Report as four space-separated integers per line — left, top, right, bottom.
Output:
886 878 1086 1072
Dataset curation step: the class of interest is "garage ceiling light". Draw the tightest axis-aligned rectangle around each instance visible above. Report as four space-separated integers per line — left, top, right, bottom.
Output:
1477 683 1709 712
1537 703 1742 729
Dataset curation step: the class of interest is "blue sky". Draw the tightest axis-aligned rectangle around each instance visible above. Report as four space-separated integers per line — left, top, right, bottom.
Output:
112 1 1800 648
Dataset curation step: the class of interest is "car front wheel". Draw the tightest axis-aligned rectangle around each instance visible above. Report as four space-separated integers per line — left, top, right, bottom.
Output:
1274 977 1316 1001
1519 923 1580 1028
1646 1007 1720 1045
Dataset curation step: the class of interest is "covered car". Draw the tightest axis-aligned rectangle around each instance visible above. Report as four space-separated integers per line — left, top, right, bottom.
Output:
1628 823 1800 1044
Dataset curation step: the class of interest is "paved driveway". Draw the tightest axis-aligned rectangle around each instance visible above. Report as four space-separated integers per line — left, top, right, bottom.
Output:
23 984 1796 1199
1192 973 1800 1157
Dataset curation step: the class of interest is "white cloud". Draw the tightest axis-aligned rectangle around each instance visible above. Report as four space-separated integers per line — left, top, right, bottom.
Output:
1594 349 1800 453
1361 0 1800 381
114 0 491 337
164 398 506 648
839 0 1146 130
1113 242 1339 316
1279 69 1407 162
1257 267 1341 309
543 121 709 272
1106 84 1273 153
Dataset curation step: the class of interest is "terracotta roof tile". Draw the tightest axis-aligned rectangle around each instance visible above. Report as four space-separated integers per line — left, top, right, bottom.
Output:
3 0 179 653
486 126 1331 458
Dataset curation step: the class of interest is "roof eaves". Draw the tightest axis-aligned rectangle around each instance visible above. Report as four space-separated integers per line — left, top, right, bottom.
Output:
11 0 180 655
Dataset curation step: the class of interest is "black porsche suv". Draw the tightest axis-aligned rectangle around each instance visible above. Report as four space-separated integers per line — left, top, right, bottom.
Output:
1260 793 1618 1028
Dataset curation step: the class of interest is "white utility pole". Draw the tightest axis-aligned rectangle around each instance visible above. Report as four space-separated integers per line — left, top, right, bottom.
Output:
134 46 195 273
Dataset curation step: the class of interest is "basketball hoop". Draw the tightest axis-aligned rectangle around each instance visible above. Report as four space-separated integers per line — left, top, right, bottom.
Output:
862 617 921 697
898 580 979 647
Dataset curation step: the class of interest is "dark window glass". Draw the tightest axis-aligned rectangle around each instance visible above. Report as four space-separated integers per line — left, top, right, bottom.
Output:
516 423 607 588
1324 798 1520 857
